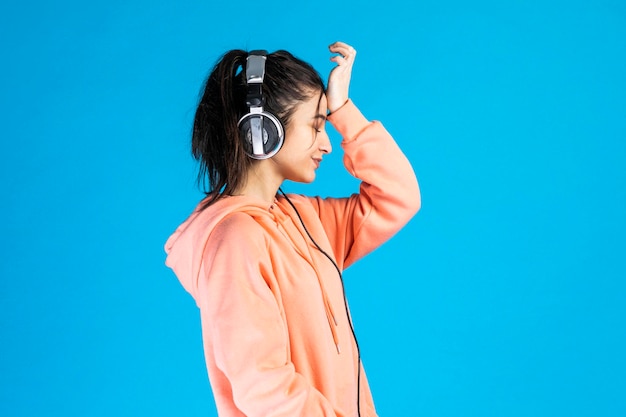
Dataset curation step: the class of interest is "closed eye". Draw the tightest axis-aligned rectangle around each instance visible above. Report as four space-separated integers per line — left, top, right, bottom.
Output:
312 114 327 131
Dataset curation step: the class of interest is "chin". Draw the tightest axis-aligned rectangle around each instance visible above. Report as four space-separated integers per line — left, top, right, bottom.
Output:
304 172 317 183
290 172 316 184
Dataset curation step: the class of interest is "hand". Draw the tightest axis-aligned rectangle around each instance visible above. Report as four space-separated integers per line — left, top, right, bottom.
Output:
326 41 356 113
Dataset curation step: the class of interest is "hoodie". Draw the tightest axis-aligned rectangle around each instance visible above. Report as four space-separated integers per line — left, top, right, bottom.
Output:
164 100 420 417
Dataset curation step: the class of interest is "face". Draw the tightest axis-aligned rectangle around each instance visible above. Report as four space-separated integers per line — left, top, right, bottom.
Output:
271 91 332 183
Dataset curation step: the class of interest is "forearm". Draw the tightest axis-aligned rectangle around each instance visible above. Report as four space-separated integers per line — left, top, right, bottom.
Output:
326 100 421 267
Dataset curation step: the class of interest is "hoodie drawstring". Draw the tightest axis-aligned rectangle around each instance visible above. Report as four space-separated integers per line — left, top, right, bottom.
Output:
270 202 342 354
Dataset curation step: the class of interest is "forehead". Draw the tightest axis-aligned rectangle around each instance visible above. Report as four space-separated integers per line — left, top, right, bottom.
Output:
293 92 327 118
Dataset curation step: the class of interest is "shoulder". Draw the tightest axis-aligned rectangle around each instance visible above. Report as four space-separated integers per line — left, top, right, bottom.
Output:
202 212 271 268
279 192 352 217
211 211 268 244
278 193 316 211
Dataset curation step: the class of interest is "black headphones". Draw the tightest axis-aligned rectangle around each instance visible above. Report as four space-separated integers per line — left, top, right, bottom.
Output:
237 50 285 160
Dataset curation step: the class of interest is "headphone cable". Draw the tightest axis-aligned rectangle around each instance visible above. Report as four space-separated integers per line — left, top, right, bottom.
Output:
279 188 362 417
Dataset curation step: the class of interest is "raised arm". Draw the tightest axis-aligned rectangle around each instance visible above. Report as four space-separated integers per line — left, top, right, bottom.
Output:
306 101 421 269
290 42 420 269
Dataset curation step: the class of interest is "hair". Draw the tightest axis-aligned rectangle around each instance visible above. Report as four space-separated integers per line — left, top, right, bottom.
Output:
191 49 326 209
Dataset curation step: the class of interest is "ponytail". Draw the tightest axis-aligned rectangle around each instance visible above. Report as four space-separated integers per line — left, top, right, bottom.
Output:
192 49 250 208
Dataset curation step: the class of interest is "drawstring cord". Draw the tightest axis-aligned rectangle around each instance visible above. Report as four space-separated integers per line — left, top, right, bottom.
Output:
279 188 362 417
271 196 341 353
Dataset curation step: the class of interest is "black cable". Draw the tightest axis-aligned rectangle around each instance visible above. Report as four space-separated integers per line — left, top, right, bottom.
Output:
279 188 362 417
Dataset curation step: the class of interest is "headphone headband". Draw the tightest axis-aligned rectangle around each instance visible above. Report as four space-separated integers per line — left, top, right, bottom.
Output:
245 51 267 109
246 50 267 83
237 49 284 159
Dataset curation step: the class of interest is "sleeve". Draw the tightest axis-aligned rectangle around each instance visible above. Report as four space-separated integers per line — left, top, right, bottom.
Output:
198 213 339 417
312 100 421 269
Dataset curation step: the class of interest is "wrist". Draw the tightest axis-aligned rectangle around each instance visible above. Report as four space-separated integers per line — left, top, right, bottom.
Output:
327 98 349 114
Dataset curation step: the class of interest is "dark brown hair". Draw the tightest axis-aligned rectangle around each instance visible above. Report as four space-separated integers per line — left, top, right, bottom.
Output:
191 49 325 209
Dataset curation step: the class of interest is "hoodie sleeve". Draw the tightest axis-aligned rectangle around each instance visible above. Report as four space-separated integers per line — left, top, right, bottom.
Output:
198 212 339 417
310 100 421 269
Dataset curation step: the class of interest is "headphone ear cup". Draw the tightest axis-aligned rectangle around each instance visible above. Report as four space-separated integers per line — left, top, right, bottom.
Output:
238 112 284 160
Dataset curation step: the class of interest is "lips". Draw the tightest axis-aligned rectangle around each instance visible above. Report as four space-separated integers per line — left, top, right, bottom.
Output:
312 157 322 168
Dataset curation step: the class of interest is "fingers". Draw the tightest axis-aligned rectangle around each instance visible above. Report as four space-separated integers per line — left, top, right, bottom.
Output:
326 42 355 113
329 41 356 54
328 41 356 64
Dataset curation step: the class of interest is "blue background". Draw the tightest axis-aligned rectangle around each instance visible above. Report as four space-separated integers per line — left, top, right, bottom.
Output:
2 0 625 416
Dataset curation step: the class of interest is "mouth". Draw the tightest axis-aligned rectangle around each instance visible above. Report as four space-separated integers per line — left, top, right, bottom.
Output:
312 157 322 168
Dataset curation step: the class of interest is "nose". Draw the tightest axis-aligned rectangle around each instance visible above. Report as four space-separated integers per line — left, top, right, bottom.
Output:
318 130 332 154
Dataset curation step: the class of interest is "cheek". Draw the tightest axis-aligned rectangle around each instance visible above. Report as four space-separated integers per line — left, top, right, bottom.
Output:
306 134 317 149
285 127 315 151
302 126 318 149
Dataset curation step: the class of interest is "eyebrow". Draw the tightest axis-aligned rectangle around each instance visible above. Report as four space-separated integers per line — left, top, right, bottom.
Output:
312 114 327 121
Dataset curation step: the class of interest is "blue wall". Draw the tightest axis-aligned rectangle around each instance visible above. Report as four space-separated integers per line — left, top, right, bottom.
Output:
2 1 625 415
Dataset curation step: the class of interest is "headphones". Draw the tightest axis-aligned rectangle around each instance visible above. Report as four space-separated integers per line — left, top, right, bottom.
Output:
237 50 285 160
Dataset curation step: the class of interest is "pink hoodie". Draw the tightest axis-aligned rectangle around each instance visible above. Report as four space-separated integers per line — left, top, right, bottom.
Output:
164 101 420 417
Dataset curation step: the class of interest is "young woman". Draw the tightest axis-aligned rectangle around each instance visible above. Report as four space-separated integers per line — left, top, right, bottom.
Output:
165 41 420 417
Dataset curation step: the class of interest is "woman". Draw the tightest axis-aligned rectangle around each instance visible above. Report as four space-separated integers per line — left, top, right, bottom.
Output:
165 41 420 417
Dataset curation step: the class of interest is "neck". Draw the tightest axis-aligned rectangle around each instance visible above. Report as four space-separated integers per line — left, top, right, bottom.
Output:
235 161 283 204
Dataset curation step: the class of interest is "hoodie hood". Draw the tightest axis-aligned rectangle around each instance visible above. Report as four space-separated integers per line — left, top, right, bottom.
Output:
164 195 273 306
164 193 342 352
